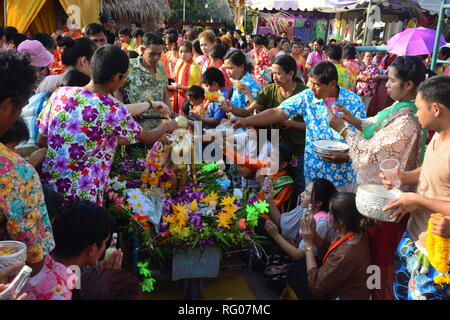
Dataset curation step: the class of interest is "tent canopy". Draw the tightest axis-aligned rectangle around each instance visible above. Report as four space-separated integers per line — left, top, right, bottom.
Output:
245 0 445 14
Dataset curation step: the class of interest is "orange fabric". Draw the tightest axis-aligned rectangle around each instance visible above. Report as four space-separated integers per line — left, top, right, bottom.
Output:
160 52 172 79
256 170 294 213
322 232 358 265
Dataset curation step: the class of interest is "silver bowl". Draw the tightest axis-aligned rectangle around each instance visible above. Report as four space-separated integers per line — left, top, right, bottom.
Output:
355 184 403 222
0 240 27 269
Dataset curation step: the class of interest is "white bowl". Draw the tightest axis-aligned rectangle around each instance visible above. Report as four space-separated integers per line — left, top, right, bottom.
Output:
355 184 403 222
0 241 27 269
313 140 349 155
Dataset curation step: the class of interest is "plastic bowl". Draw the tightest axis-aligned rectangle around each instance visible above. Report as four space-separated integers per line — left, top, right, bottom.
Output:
355 184 403 222
313 140 349 155
0 241 27 269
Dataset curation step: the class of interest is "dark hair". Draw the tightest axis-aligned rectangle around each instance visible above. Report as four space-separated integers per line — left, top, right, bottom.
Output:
0 27 5 39
310 178 337 212
0 51 37 109
201 67 226 87
32 33 56 51
342 44 356 60
210 43 228 61
329 192 363 233
280 39 290 46
192 39 203 56
440 47 450 60
57 37 96 66
253 35 265 46
179 40 193 51
62 70 91 87
224 50 252 73
272 55 298 81
417 75 450 110
131 21 142 28
5 26 18 42
42 185 63 222
234 30 242 35
84 23 107 37
72 268 141 300
310 61 338 85
118 28 131 37
53 200 114 258
12 33 27 48
278 143 293 164
314 38 325 47
143 32 164 47
0 116 29 145
390 56 426 89
187 85 205 99
91 44 129 84
325 44 342 61
132 29 144 38
166 32 178 44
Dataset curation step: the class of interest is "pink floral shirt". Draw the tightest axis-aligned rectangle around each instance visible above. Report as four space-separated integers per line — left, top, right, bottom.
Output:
22 255 78 300
306 51 327 69
37 87 142 206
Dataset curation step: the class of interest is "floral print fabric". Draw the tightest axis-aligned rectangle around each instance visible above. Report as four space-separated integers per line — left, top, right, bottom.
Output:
356 63 381 97
230 72 260 110
253 48 271 86
278 87 366 187
0 143 54 263
22 254 78 300
124 57 168 130
37 87 142 206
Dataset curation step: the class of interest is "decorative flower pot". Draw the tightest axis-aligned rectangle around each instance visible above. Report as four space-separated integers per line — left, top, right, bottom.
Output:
172 246 220 281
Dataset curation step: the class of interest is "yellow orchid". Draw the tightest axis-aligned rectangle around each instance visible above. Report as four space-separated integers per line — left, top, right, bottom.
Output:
190 200 199 212
218 212 232 229
201 191 219 204
223 204 238 217
221 196 236 207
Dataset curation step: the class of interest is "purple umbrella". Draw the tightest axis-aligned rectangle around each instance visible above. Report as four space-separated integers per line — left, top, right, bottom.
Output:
387 27 446 56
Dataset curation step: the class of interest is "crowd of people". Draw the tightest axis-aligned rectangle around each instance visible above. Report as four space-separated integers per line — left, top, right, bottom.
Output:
0 16 450 301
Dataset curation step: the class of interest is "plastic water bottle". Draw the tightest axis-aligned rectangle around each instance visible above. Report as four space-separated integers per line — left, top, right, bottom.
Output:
0 265 32 300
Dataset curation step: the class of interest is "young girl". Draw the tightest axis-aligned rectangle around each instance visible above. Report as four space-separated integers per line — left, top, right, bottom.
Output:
172 41 202 114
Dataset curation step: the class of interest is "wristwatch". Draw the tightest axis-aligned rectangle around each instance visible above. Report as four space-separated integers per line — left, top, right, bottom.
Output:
304 247 314 252
147 100 153 110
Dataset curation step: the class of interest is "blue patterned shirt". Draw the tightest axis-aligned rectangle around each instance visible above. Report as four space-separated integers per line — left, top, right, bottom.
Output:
278 87 366 186
230 72 260 110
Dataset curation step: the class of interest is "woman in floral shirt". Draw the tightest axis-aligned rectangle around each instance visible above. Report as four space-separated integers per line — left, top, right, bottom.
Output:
0 51 54 276
37 45 177 206
356 52 381 110
252 35 271 86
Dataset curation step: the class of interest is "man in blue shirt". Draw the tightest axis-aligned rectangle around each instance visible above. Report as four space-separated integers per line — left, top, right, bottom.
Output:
231 61 366 192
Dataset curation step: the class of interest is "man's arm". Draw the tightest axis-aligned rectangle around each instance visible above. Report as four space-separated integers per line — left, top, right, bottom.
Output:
230 108 289 128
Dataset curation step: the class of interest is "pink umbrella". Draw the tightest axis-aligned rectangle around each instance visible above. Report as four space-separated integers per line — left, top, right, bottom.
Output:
387 27 446 56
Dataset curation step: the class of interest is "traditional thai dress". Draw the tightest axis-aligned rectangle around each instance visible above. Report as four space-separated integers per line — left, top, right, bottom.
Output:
173 59 201 114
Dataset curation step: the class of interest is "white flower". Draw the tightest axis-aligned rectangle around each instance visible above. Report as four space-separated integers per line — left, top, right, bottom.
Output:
233 188 243 201
126 189 144 206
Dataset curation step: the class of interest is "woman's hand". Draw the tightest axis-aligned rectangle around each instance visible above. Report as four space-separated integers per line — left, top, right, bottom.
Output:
237 83 250 95
320 152 350 164
300 215 316 248
337 105 359 127
152 101 171 117
0 263 28 300
189 111 202 121
219 100 233 113
265 219 280 238
383 192 422 220
230 117 249 129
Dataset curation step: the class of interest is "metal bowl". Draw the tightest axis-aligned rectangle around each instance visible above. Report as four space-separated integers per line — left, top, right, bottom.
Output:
355 184 403 222
0 241 27 269
313 140 349 155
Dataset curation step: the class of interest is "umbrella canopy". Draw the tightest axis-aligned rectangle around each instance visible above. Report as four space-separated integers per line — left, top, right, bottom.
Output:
387 27 446 56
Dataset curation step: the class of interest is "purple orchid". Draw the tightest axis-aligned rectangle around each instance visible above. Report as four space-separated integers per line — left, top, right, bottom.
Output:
68 143 86 160
63 97 78 113
56 178 72 193
189 214 202 230
54 157 68 173
82 106 99 122
79 175 94 190
67 118 81 135
104 112 118 126
199 238 215 246
49 134 65 150
86 126 104 141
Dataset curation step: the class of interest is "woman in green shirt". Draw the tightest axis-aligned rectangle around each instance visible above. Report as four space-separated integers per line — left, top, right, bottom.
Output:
221 55 308 199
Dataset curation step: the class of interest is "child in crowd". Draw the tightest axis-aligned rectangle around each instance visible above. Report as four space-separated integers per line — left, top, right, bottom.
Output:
172 41 202 114
22 200 116 300
71 269 142 300
182 85 206 124
62 69 91 87
189 67 226 129
0 117 30 152
263 179 337 294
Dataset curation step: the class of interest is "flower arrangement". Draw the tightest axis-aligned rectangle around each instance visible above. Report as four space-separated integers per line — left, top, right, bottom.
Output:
205 91 225 103
141 142 173 189
426 214 450 285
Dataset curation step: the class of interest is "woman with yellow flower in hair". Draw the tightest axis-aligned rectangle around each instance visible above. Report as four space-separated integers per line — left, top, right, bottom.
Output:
383 76 450 300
